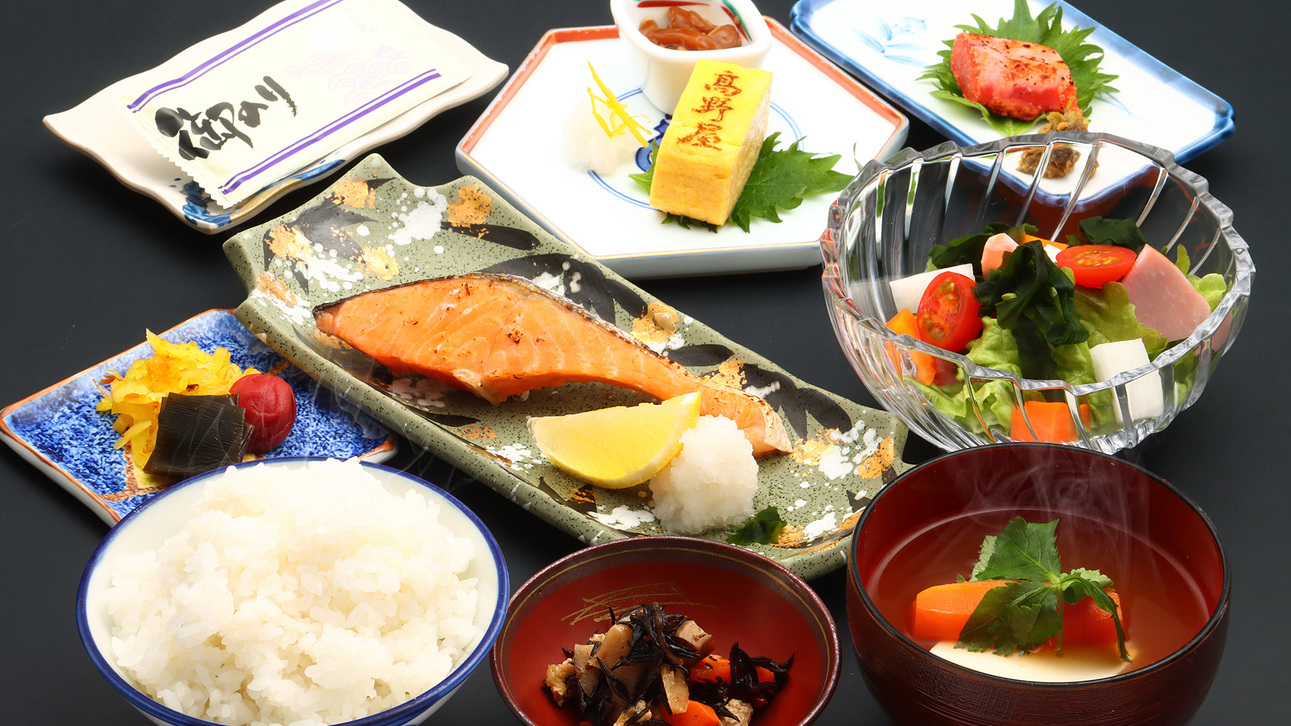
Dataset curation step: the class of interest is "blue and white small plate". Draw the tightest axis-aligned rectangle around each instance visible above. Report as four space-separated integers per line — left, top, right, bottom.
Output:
1 310 395 524
455 21 909 280
789 0 1234 163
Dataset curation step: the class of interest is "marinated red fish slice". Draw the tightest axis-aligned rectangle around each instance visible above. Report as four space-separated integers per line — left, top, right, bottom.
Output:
314 274 791 456
950 32 1079 120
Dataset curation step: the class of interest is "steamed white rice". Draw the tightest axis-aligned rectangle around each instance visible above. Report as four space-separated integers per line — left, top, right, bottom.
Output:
103 458 482 726
650 416 759 534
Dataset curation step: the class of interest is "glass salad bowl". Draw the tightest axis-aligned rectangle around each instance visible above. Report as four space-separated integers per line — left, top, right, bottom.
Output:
820 133 1253 453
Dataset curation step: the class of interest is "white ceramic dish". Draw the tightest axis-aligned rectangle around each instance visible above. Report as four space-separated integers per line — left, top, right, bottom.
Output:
456 21 908 280
610 0 772 111
789 0 1234 163
77 457 508 726
44 1 507 233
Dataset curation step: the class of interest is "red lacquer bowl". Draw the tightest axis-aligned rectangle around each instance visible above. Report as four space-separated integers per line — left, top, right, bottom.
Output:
846 444 1230 726
492 536 840 725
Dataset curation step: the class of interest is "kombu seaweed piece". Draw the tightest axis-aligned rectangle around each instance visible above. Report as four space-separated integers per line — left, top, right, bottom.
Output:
144 393 253 477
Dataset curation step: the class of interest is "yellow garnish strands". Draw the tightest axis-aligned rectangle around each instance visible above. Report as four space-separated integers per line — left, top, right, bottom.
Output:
585 62 651 146
96 331 257 469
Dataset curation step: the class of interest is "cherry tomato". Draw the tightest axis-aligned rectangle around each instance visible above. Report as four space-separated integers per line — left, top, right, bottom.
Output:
916 271 983 352
230 374 297 452
1055 245 1137 288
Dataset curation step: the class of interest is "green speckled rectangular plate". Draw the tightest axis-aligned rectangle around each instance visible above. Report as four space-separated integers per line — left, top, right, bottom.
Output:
224 154 910 578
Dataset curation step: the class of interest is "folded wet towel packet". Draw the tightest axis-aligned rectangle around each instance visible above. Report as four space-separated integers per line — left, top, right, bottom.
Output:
119 0 471 207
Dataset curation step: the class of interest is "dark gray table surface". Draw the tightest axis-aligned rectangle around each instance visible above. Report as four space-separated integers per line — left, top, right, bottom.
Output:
2 0 1283 723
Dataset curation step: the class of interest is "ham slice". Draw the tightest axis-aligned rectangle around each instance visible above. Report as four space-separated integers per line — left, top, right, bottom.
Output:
1120 245 1212 341
950 32 1078 120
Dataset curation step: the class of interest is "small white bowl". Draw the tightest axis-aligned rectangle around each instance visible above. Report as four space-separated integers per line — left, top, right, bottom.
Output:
76 457 508 726
610 0 772 112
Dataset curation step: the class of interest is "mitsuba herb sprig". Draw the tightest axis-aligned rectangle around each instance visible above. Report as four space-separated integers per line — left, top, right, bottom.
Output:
958 516 1130 662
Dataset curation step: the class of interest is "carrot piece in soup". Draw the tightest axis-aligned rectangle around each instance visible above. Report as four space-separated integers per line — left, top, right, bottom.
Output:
1060 590 1124 647
661 700 720 726
913 579 1124 648
910 580 1013 641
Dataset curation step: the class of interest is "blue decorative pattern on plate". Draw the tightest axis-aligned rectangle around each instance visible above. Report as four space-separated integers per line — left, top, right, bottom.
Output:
1 310 395 524
789 0 1234 162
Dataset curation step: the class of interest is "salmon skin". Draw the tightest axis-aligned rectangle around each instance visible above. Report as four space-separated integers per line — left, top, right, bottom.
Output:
950 32 1078 120
314 273 791 456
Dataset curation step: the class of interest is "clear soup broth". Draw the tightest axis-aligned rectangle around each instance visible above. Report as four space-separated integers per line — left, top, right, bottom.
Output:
864 506 1211 674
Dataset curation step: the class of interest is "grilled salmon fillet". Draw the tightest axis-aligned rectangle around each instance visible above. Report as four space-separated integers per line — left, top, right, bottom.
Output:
950 32 1078 120
314 274 791 456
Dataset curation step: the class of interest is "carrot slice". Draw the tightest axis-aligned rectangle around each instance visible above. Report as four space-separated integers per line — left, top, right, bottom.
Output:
1009 400 1082 443
1022 233 1068 251
661 700 720 726
885 309 957 386
1060 590 1124 647
690 655 774 684
910 580 1014 641
912 580 1123 648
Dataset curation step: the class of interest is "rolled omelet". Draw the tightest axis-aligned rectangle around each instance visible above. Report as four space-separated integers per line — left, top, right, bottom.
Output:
648 60 772 227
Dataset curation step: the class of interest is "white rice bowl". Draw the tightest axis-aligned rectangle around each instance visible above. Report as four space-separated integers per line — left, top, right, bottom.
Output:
650 416 759 534
83 458 498 726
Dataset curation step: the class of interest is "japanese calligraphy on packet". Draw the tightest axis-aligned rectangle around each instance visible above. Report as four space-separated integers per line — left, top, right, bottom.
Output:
119 0 471 207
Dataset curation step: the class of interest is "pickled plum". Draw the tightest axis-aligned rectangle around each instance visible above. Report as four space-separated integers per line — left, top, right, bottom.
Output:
230 374 296 452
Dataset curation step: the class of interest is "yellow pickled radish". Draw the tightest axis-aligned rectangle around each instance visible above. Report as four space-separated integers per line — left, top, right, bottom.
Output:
527 392 702 489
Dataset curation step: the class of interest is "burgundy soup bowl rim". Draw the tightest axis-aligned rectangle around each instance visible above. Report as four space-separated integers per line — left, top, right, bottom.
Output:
846 442 1231 689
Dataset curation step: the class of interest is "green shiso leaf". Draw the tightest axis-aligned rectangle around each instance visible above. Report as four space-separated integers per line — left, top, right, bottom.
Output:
956 517 1130 661
630 133 851 232
917 0 1119 136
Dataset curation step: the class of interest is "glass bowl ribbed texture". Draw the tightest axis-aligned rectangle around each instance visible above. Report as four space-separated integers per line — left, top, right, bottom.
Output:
820 133 1253 453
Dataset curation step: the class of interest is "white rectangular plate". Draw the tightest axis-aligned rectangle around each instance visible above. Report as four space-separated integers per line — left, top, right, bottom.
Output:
455 21 909 279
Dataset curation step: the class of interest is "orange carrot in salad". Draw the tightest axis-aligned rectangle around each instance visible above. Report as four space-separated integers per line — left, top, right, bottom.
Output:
1022 233 1067 251
1009 400 1091 443
885 309 956 386
661 700 720 726
911 580 1014 641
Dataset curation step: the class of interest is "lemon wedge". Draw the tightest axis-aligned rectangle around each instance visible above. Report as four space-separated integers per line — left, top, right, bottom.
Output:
527 392 702 489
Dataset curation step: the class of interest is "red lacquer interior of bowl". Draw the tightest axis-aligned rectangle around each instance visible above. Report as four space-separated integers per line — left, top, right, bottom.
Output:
846 444 1230 726
494 538 837 726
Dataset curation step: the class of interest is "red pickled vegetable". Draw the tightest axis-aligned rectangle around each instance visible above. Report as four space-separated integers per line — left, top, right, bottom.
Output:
230 374 296 452
639 7 743 51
